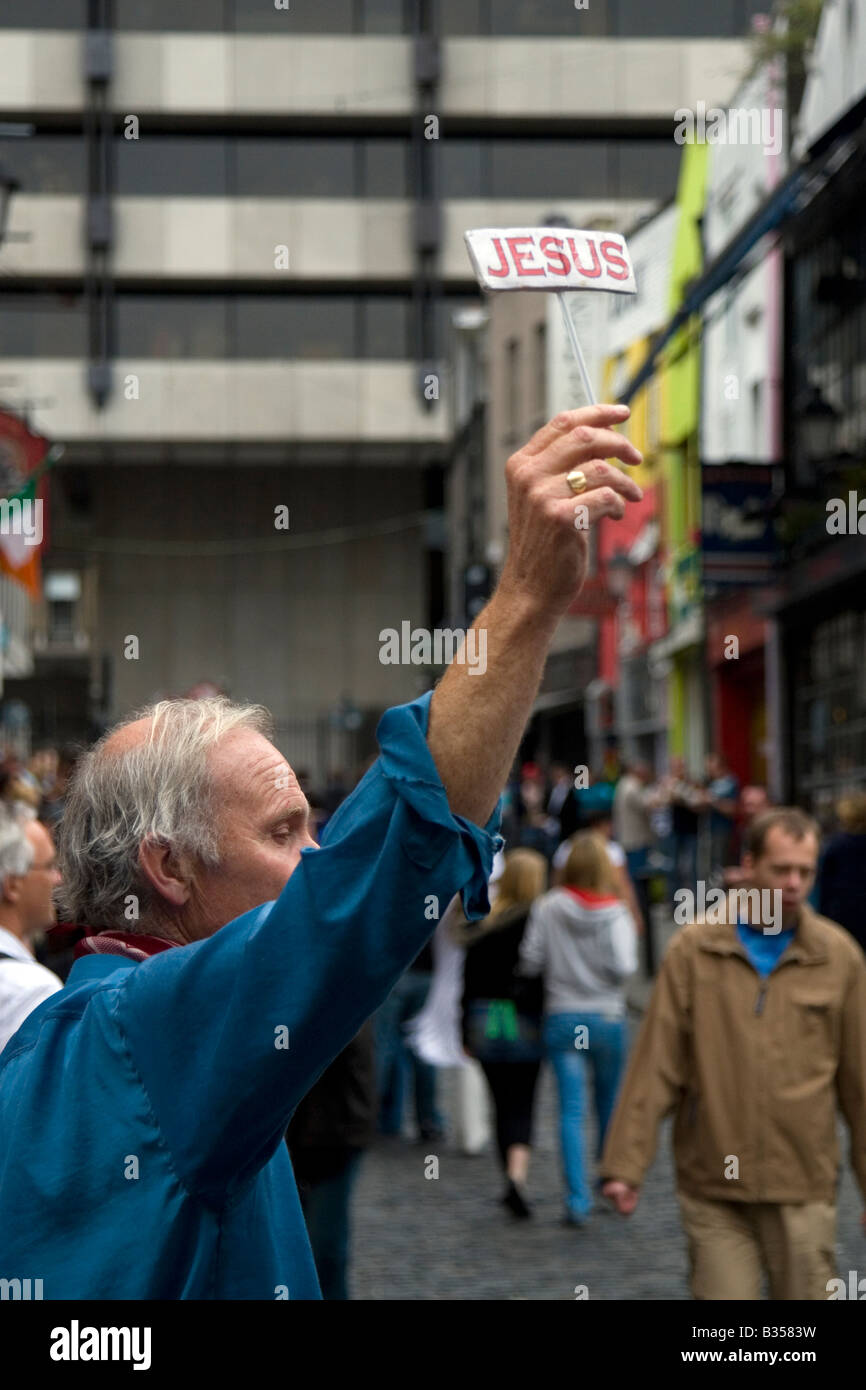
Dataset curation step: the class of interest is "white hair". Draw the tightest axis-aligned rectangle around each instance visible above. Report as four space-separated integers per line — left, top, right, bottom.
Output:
0 812 34 896
57 696 272 931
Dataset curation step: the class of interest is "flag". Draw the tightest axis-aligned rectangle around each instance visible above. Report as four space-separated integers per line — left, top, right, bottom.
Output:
0 409 53 599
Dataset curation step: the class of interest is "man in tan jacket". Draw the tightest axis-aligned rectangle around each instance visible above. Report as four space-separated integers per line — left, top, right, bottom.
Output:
601 807 866 1300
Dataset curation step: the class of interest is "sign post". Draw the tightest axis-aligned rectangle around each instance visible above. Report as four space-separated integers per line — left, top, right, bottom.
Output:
463 226 638 405
556 291 597 406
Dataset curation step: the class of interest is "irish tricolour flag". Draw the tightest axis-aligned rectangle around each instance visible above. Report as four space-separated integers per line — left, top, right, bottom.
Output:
0 409 56 599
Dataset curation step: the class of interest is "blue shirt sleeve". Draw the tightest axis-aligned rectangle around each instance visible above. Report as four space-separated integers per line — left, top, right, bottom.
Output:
115 690 503 1206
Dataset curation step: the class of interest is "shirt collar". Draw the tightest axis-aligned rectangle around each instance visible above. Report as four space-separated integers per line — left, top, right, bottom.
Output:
0 926 34 962
65 954 139 989
698 905 828 964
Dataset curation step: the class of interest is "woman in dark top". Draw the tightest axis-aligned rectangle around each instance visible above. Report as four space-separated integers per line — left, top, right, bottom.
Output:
817 792 866 953
454 848 548 1219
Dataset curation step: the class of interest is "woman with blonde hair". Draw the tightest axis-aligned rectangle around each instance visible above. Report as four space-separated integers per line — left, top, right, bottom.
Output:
456 847 548 1219
518 831 637 1226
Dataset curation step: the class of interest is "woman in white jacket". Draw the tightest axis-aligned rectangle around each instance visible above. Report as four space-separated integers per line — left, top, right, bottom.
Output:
518 831 637 1227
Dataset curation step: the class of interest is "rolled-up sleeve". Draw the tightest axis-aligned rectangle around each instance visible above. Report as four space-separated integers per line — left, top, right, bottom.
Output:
350 691 504 918
117 690 503 1204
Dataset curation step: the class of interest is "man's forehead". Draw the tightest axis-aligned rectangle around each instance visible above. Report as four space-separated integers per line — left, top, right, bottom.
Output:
209 728 300 801
26 818 53 852
104 716 153 754
763 828 818 857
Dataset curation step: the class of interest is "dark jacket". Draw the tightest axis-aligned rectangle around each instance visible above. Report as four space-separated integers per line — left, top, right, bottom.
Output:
461 905 543 1043
287 1021 375 1180
817 832 866 952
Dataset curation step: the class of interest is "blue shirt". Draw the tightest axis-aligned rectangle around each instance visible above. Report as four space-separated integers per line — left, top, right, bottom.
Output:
736 920 795 978
0 692 502 1299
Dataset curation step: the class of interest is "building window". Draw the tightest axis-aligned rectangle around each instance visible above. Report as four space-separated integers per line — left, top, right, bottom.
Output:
793 608 866 821
233 0 354 31
115 297 230 358
614 141 683 200
441 138 680 202
113 137 407 198
0 295 86 356
615 0 763 36
439 0 484 35
44 572 83 647
116 138 230 197
360 298 411 358
0 0 86 23
361 139 410 198
233 137 356 198
115 0 228 29
0 136 86 194
361 0 407 33
234 296 358 358
0 0 766 34
488 0 608 34
440 141 486 199
489 139 610 200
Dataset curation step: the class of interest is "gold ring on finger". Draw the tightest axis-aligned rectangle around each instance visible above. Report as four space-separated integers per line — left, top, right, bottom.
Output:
566 468 588 495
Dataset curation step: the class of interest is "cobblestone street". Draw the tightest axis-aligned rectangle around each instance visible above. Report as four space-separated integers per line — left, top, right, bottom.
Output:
352 1017 864 1301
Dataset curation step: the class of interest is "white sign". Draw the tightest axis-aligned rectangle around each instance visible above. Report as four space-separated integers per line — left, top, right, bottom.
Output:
464 227 637 294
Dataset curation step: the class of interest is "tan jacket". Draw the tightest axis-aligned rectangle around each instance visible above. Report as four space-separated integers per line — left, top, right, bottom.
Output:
600 907 866 1204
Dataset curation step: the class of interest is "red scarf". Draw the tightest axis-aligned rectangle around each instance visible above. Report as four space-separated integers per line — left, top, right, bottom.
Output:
562 885 620 908
56 927 180 962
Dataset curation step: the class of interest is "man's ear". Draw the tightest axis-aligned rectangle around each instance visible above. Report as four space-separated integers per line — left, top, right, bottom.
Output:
138 837 192 907
3 873 24 906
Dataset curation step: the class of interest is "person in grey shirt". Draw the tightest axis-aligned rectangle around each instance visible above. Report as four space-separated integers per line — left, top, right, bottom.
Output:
518 831 637 1226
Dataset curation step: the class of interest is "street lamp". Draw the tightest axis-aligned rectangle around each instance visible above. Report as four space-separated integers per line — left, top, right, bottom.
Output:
0 163 19 247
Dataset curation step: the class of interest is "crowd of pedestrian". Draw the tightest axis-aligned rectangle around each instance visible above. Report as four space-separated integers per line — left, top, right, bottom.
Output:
360 758 866 1303
1 728 865 1303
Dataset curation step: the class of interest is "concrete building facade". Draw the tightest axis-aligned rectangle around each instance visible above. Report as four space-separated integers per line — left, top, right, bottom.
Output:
0 3 759 772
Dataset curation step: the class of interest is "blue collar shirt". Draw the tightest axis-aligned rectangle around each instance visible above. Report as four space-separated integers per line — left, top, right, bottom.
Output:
0 692 502 1299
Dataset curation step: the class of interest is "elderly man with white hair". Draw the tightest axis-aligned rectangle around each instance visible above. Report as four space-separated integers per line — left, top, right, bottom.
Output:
0 403 642 1299
0 812 62 1054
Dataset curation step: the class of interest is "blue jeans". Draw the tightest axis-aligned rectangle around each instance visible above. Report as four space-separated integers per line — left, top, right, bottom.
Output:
299 1150 363 1301
374 970 444 1137
543 1012 629 1221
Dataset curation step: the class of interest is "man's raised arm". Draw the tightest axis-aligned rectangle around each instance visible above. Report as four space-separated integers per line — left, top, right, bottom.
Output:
427 403 642 827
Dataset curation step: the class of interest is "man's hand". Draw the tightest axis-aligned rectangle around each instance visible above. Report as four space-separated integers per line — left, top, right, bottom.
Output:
497 404 643 618
427 405 642 828
602 1180 640 1215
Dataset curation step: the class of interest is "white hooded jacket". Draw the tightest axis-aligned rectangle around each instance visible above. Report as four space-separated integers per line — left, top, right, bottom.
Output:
518 886 637 1017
